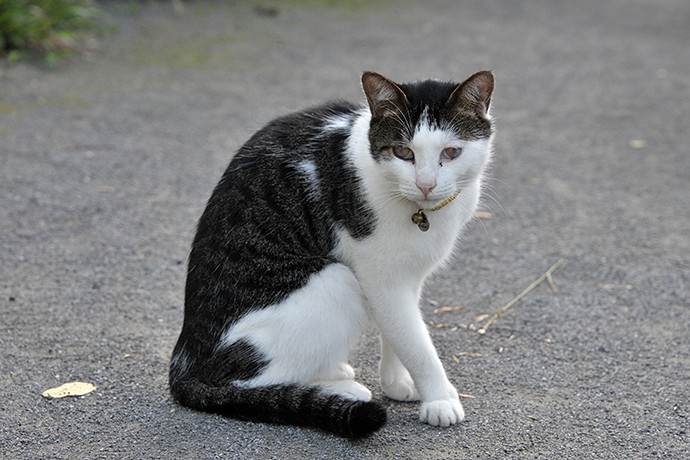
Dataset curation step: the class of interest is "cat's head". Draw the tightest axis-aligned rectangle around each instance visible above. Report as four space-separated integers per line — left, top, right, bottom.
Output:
361 71 494 208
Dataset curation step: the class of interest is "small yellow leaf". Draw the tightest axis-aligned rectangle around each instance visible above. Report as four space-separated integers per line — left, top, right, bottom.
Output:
42 382 96 399
458 393 476 399
628 139 647 149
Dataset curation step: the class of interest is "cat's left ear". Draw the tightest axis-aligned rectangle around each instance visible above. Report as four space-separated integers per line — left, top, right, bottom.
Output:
447 71 494 119
361 71 408 119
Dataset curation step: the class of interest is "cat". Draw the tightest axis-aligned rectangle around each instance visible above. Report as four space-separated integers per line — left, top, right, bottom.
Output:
169 70 495 438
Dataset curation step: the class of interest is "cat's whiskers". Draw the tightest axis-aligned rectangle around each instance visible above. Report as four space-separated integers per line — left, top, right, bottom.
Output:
473 201 491 236
381 194 407 209
379 184 408 208
387 102 415 141
483 176 507 187
442 111 462 133
480 178 509 218
442 107 476 135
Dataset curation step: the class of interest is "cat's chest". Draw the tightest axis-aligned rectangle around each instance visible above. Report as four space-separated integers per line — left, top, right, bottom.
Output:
384 208 459 259
335 178 481 280
333 206 462 280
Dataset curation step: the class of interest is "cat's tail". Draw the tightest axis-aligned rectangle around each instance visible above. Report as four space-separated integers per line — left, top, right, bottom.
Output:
170 378 387 439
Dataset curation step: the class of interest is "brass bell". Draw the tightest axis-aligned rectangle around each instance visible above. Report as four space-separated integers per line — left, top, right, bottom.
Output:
411 209 430 232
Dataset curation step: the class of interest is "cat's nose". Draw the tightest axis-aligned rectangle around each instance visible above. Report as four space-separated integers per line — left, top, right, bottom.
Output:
416 182 436 198
416 166 437 198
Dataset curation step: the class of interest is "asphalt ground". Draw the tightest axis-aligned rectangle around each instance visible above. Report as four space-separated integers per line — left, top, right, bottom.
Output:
1 1 688 458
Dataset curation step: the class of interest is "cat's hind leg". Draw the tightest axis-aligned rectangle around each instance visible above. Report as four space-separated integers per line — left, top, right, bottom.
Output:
316 360 372 401
316 379 372 402
333 362 356 380
220 263 370 399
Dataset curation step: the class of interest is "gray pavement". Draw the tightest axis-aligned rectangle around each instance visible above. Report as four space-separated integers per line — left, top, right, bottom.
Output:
1 0 689 458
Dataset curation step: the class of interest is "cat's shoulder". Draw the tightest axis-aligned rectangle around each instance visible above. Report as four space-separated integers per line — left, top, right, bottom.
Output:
261 100 361 134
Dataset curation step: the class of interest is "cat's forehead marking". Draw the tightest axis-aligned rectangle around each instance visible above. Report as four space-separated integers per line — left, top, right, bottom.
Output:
409 106 457 157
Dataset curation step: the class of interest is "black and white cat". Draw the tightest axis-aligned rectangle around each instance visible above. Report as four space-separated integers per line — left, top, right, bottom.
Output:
169 70 495 438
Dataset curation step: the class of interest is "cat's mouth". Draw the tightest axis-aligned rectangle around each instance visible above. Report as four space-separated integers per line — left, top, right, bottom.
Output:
413 192 460 211
415 198 437 208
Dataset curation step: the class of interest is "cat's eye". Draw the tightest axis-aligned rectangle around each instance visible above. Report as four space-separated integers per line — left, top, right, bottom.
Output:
442 147 463 160
392 146 414 161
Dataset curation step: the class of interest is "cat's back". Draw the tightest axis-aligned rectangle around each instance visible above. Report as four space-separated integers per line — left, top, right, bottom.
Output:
191 99 370 270
202 101 361 211
240 100 360 155
197 100 371 242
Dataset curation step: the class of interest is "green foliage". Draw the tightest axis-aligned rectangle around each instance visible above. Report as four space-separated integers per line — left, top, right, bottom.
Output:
0 0 101 63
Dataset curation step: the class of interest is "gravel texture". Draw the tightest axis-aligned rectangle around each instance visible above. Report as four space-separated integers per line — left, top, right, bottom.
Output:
1 1 688 458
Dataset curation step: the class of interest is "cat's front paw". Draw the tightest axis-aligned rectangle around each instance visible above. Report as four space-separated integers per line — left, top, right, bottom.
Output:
419 399 465 427
382 374 420 401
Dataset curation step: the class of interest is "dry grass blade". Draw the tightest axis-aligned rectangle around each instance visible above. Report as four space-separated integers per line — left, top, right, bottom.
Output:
432 305 465 314
454 352 483 357
546 272 558 294
478 259 565 335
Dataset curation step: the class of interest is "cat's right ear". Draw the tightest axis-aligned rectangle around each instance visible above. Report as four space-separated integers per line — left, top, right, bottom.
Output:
447 71 494 119
361 72 408 119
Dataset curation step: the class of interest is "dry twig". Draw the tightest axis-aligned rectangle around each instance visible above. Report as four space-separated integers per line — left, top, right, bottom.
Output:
477 259 565 335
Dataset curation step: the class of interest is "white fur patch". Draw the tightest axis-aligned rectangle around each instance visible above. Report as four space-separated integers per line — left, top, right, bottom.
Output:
219 263 368 387
297 159 321 198
322 114 352 132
